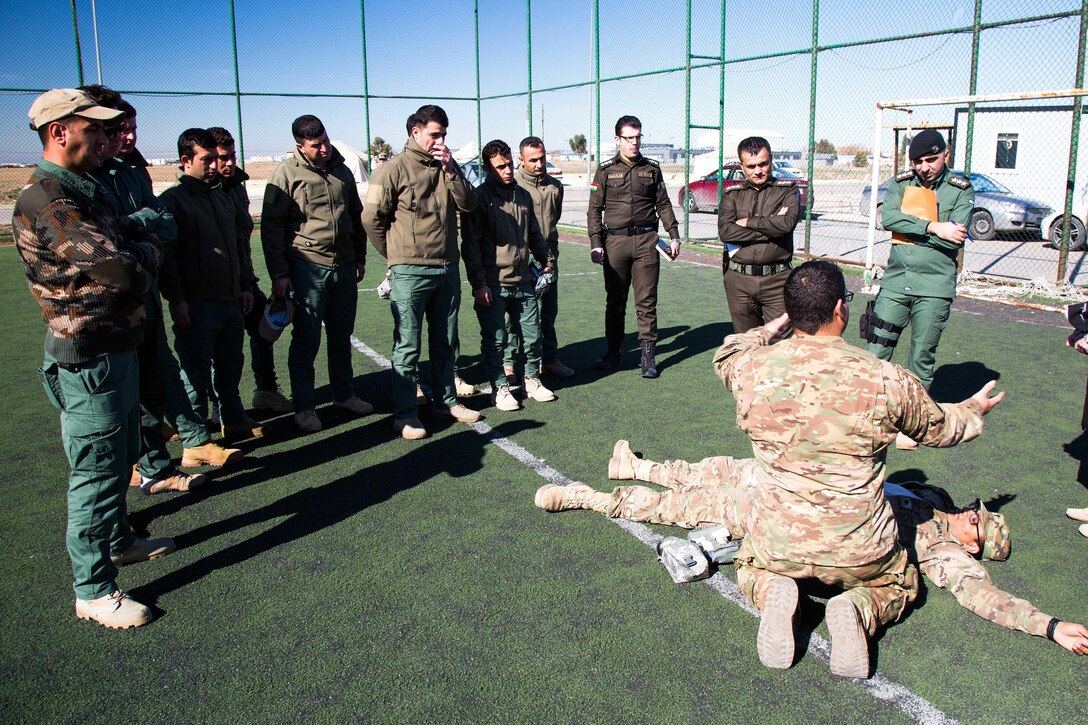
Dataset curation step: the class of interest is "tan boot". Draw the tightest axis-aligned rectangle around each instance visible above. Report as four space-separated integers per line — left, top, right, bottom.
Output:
454 376 476 397
1066 507 1088 523
435 404 480 423
75 590 152 629
222 416 265 440
394 417 427 440
524 377 556 402
757 575 798 670
895 432 919 450
608 440 637 479
826 593 870 678
181 441 244 468
129 465 142 487
111 536 176 565
534 482 609 512
138 471 207 495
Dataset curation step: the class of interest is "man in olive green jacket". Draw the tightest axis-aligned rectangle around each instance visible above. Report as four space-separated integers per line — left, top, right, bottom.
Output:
262 115 372 433
363 105 479 440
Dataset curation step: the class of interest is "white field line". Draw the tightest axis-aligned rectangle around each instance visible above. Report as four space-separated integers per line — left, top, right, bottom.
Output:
348 333 957 725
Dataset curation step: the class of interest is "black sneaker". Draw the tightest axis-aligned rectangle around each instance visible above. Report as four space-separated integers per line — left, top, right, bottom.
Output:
594 351 622 371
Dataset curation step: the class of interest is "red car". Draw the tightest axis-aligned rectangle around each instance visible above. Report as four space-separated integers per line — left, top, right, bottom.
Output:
678 163 810 215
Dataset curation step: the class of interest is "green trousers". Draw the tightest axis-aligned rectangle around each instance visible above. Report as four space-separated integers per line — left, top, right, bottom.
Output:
505 261 560 369
389 266 460 418
288 259 359 412
476 282 542 388
40 349 139 600
137 316 211 479
173 298 247 426
865 289 951 389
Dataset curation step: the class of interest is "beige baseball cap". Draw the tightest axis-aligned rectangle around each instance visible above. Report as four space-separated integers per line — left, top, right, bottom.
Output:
28 89 123 131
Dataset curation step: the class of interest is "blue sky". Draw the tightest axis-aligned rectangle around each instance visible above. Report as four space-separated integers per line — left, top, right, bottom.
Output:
0 0 1082 164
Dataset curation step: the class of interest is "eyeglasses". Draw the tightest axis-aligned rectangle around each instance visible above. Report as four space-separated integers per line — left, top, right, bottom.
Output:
105 126 124 137
619 134 642 143
843 291 854 303
964 498 984 557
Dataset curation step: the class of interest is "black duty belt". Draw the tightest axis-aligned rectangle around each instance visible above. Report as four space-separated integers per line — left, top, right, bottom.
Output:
606 225 657 236
728 261 793 277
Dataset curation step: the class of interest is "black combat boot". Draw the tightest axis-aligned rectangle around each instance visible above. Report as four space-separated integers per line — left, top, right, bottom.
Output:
594 350 622 371
640 340 658 378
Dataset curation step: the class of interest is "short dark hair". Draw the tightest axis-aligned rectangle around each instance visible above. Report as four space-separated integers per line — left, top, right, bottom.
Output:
117 99 136 119
406 104 449 135
291 115 325 142
737 136 771 159
519 136 545 155
615 115 641 136
207 126 236 147
177 127 217 161
77 84 123 110
783 260 847 334
482 139 512 171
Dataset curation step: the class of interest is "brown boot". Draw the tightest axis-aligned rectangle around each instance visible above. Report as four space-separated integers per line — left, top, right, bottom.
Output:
181 442 244 468
534 482 611 512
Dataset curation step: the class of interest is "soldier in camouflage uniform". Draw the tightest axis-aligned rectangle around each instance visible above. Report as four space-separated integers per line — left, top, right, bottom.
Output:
714 260 1004 677
13 89 175 629
534 444 1088 656
864 130 974 450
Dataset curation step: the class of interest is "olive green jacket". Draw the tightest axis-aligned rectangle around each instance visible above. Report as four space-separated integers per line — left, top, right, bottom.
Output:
363 138 477 267
514 165 564 252
880 167 974 298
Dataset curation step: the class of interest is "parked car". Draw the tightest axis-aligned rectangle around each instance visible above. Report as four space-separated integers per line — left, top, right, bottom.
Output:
858 171 1052 240
774 160 803 175
1041 187 1087 251
545 161 563 179
460 159 482 186
678 163 810 214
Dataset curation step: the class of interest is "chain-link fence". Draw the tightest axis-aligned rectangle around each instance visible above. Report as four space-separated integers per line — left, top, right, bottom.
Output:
1 0 1085 290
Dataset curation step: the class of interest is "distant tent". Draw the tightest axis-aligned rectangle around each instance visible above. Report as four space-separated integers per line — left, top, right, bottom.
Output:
332 140 370 198
453 139 478 163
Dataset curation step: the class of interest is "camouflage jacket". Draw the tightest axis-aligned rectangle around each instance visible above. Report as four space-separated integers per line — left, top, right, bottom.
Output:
13 160 159 364
714 326 986 567
886 483 1052 637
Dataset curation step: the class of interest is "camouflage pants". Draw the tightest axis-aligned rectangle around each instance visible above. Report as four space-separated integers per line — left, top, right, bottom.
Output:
734 541 919 636
635 454 738 489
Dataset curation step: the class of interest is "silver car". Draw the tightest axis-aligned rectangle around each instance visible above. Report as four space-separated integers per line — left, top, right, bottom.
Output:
859 171 1052 240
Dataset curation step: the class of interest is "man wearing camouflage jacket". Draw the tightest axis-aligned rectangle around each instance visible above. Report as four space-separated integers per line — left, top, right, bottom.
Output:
535 443 1088 657
713 260 1004 677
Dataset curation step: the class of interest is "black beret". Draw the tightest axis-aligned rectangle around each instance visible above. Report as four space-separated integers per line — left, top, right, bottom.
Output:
908 130 947 161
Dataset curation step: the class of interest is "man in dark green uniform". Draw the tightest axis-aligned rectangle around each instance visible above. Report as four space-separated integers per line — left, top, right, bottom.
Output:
863 130 974 449
717 136 800 333
588 115 680 378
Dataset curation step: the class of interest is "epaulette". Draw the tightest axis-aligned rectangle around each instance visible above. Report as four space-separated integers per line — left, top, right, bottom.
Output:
723 185 745 192
947 174 971 189
642 157 660 166
599 158 617 169
895 170 915 182
773 179 796 187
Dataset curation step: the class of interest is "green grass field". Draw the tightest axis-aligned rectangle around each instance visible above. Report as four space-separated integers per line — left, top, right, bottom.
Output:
1 239 1085 723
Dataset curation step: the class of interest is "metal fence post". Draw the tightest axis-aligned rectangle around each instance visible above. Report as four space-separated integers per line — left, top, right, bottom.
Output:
475 0 482 163
1057 0 1088 283
804 0 819 255
361 0 372 173
527 0 533 136
229 0 245 168
683 0 692 242
70 0 84 86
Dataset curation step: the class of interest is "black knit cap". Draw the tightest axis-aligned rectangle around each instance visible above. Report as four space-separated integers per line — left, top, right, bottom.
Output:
908 130 947 161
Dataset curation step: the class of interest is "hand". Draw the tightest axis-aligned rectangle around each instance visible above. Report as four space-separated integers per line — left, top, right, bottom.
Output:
969 379 1005 415
474 288 492 307
736 217 749 227
928 221 968 244
170 300 191 329
272 277 293 298
356 262 366 283
541 266 553 275
764 312 790 337
670 241 681 260
1053 621 1088 655
432 141 454 173
240 291 254 316
590 248 605 265
1067 331 1088 354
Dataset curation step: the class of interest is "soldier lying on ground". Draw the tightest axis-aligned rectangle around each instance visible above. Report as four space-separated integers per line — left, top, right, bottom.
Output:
535 440 1088 657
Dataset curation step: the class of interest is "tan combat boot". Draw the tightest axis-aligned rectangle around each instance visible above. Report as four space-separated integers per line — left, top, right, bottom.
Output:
138 472 207 495
435 404 481 423
454 376 476 397
607 440 664 483
534 482 612 513
524 377 556 402
826 593 870 678
181 441 244 468
75 590 152 629
757 575 799 670
111 536 177 566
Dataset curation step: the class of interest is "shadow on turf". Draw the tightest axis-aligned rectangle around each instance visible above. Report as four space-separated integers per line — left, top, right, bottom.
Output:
129 418 544 613
928 361 1001 404
1063 428 1088 491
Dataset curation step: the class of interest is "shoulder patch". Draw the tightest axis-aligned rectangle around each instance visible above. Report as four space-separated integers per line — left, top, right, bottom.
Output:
896 170 915 182
773 179 796 187
947 174 971 189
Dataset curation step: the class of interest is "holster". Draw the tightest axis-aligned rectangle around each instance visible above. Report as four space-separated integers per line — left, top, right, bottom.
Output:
859 299 903 348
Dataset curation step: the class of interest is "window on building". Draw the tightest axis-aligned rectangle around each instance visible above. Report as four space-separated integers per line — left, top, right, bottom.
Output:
996 133 1018 169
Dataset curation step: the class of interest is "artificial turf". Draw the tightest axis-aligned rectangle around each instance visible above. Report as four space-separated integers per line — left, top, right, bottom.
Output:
0 238 1085 723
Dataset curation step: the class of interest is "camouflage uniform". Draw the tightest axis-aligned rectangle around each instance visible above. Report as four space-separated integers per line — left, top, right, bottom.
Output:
714 324 987 635
13 160 159 601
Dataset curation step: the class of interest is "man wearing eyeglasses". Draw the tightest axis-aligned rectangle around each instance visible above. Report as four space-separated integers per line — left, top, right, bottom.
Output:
536 449 1088 658
587 115 680 378
713 260 1004 678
